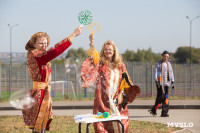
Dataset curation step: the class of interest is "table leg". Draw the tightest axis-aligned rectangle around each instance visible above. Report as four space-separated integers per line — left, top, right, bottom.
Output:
79 123 81 133
86 123 91 133
78 120 125 133
118 120 124 133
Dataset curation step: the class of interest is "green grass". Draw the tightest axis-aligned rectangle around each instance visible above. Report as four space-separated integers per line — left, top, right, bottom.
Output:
0 115 181 133
1 90 199 102
51 92 95 101
0 91 10 101
0 91 95 101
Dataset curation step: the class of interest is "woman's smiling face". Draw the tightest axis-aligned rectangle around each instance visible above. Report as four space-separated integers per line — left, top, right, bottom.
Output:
103 44 114 60
33 37 48 51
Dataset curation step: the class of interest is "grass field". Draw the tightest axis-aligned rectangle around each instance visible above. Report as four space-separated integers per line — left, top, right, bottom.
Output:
0 115 181 133
1 89 199 102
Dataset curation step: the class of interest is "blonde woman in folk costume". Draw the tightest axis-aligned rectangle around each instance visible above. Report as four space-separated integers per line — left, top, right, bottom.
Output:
81 34 141 133
22 25 83 133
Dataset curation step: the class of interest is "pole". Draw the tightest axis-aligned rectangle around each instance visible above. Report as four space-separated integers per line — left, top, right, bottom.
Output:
189 20 192 92
184 64 186 97
0 61 1 100
9 26 12 97
151 64 153 97
84 87 87 98
8 24 19 96
186 16 200 91
189 21 192 63
145 63 148 97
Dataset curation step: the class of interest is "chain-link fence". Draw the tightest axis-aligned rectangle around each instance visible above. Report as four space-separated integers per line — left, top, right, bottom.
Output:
0 62 200 100
126 62 200 98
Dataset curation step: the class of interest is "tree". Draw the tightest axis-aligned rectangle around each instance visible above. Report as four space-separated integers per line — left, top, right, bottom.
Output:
123 48 161 63
192 48 200 63
174 46 200 63
122 50 135 61
77 48 88 58
65 48 88 59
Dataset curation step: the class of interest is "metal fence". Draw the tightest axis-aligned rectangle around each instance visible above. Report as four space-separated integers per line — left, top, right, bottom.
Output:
126 62 200 98
0 62 200 100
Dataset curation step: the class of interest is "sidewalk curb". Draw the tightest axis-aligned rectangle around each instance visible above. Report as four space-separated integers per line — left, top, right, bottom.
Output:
1 105 200 110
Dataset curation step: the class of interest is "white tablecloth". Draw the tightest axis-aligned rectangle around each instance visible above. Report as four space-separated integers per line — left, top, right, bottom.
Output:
74 113 128 123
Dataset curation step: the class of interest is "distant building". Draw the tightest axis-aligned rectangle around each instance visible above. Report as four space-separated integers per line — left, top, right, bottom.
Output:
0 52 67 64
0 52 27 64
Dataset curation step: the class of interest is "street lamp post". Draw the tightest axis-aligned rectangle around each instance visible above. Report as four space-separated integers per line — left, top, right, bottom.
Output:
8 24 19 96
186 16 200 63
186 16 199 96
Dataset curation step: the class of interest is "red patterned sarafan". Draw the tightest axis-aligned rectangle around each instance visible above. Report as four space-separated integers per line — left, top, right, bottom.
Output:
22 38 72 131
81 59 140 133
22 89 42 128
27 49 43 81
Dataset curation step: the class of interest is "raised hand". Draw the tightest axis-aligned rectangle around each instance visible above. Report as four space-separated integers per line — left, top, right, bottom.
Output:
68 25 83 41
89 34 94 44
73 25 83 37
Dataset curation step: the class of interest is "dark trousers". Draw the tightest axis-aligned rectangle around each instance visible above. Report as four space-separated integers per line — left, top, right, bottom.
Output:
152 86 169 115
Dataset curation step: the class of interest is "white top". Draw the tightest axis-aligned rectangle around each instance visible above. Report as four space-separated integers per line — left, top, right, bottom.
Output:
154 60 174 86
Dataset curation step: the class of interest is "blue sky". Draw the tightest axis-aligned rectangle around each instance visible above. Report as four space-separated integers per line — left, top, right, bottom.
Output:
0 0 200 54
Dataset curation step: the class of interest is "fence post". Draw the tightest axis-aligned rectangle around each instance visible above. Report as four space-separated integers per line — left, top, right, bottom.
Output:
190 64 192 92
17 71 19 87
54 64 57 98
193 64 195 97
184 64 186 98
84 87 87 98
25 64 28 91
151 64 153 97
75 66 78 99
21 64 23 89
67 73 69 97
188 64 190 97
174 64 176 96
62 82 64 99
0 61 1 99
146 63 148 97
4 70 6 87
78 66 81 99
132 62 135 83
171 64 175 96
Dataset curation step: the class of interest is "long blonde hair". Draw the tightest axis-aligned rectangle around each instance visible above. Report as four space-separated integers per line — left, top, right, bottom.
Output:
100 40 123 69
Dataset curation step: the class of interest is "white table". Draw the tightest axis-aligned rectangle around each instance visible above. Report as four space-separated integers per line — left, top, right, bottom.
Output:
74 114 128 133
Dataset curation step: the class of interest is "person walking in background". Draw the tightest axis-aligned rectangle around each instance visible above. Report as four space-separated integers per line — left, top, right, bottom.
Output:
149 50 175 117
22 25 82 133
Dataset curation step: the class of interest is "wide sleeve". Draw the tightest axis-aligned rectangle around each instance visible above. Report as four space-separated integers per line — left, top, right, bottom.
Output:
154 62 159 81
121 63 133 85
33 38 72 65
81 58 99 88
120 63 140 104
